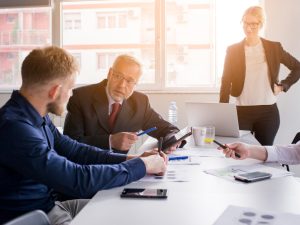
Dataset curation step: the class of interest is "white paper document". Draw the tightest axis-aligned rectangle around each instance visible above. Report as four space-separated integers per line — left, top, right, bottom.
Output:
213 205 300 225
175 147 224 158
140 165 194 182
168 156 201 165
204 163 293 182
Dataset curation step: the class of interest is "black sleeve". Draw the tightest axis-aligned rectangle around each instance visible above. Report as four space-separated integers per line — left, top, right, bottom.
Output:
63 92 110 148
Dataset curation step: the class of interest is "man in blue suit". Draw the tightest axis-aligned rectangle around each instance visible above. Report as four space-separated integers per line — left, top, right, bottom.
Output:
0 46 167 224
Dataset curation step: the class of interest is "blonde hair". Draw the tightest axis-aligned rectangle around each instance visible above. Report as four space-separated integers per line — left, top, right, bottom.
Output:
21 46 79 87
242 6 266 25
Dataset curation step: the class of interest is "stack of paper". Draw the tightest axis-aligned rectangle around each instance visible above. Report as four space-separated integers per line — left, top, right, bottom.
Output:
204 163 293 182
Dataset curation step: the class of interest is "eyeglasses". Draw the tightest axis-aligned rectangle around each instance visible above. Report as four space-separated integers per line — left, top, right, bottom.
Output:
112 70 137 86
243 22 260 29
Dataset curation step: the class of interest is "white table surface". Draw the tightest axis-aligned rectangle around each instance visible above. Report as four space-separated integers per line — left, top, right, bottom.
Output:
70 133 300 225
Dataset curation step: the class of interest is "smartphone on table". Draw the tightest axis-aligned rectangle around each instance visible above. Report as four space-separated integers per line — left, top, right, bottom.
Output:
120 188 168 199
234 171 272 183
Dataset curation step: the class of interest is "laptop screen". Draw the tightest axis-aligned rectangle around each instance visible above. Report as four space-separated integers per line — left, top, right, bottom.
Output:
185 102 240 137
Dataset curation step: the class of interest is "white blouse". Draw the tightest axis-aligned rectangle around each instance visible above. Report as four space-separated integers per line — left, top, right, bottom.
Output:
236 40 277 106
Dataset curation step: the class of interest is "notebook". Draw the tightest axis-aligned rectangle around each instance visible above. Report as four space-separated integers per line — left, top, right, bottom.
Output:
185 102 244 137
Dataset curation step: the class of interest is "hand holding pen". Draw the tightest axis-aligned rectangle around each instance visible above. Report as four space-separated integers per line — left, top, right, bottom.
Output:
137 127 157 136
213 139 241 159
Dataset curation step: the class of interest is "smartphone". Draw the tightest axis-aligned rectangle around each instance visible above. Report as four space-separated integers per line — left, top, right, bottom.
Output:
234 171 272 183
162 129 192 152
120 188 168 199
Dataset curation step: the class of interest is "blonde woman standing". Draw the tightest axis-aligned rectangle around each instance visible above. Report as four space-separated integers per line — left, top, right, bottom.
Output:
219 6 300 145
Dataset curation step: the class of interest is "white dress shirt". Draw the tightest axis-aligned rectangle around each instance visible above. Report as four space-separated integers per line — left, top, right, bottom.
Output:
265 142 300 165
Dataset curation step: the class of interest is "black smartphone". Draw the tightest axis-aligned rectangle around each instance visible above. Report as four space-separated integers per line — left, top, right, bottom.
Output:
162 129 192 152
234 171 272 183
120 188 168 199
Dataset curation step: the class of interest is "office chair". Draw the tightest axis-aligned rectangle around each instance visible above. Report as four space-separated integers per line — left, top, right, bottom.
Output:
282 132 300 172
3 210 50 225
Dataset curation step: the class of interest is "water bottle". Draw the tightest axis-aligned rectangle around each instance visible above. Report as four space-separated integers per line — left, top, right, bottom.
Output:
168 101 178 125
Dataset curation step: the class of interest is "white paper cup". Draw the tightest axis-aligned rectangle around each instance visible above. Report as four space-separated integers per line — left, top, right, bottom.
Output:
192 127 207 146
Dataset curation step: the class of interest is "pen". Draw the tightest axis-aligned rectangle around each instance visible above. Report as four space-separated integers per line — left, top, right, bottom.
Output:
213 139 241 158
158 137 163 153
137 127 157 136
168 155 189 161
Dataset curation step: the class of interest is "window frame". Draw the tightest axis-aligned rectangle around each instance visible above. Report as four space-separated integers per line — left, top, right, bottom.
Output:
0 0 262 93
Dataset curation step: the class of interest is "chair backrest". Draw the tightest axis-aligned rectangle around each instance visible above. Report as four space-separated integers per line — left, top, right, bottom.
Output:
3 210 50 225
282 132 300 172
292 132 300 144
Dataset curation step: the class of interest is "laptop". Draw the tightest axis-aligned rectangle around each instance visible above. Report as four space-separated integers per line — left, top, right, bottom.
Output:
185 102 244 137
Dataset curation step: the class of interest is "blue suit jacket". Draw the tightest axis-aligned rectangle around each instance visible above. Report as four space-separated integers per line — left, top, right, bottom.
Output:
0 91 145 222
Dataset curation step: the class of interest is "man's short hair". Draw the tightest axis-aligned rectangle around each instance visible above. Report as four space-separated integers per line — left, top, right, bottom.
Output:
21 46 79 87
112 54 142 71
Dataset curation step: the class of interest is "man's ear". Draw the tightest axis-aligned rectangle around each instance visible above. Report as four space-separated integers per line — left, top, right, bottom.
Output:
48 84 61 100
107 67 113 79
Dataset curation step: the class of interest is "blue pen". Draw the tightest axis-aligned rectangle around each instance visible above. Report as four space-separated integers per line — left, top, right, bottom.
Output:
137 127 157 136
168 155 189 161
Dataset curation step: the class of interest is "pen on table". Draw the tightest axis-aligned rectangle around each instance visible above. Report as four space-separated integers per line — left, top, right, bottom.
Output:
137 127 157 136
168 155 189 161
213 139 241 158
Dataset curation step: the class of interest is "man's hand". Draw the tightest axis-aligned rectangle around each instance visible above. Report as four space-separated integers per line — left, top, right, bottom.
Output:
110 132 138 151
164 141 182 154
140 153 167 175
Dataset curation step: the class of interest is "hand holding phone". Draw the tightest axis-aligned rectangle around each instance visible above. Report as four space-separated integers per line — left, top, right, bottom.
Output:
234 171 272 183
213 139 241 158
162 129 192 152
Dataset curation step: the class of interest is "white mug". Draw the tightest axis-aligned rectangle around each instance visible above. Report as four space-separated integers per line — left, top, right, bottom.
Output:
192 127 207 146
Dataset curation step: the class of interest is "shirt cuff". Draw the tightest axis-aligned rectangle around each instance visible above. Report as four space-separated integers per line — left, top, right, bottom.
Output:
109 134 112 151
265 146 278 162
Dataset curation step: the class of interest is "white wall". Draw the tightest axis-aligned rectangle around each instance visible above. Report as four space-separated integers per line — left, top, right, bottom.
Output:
264 0 300 145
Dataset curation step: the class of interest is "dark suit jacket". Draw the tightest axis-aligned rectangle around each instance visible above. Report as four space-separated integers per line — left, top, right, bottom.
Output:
220 38 300 103
63 79 179 151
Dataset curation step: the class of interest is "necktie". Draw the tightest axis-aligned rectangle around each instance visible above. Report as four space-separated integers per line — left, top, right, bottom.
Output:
109 103 121 130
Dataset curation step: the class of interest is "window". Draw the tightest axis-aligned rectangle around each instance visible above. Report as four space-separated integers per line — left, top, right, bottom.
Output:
64 13 81 30
0 0 260 91
71 53 81 68
97 12 128 29
0 7 51 90
62 0 260 91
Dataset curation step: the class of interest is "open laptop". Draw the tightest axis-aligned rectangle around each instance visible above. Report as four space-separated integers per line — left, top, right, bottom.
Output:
185 102 245 137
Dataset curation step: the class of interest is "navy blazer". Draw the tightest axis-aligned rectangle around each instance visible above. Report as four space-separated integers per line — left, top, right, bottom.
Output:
220 38 300 103
64 79 179 150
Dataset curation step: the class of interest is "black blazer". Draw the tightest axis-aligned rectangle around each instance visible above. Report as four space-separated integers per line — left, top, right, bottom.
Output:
219 38 300 103
63 79 179 150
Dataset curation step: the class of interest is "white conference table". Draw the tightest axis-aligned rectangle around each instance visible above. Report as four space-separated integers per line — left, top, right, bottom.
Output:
70 133 300 225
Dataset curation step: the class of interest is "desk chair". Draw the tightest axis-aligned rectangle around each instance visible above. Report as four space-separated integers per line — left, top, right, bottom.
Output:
3 210 50 225
282 132 300 172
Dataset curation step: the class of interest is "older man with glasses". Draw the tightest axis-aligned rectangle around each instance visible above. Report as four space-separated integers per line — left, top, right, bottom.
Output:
64 54 181 154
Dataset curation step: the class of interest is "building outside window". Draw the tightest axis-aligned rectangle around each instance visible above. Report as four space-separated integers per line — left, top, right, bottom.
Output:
0 0 260 92
0 7 51 90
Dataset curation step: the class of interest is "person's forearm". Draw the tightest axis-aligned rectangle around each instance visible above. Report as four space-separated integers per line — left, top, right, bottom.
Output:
249 145 268 161
126 155 136 160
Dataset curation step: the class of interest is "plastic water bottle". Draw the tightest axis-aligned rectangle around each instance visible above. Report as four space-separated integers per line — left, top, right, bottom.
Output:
168 101 178 125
